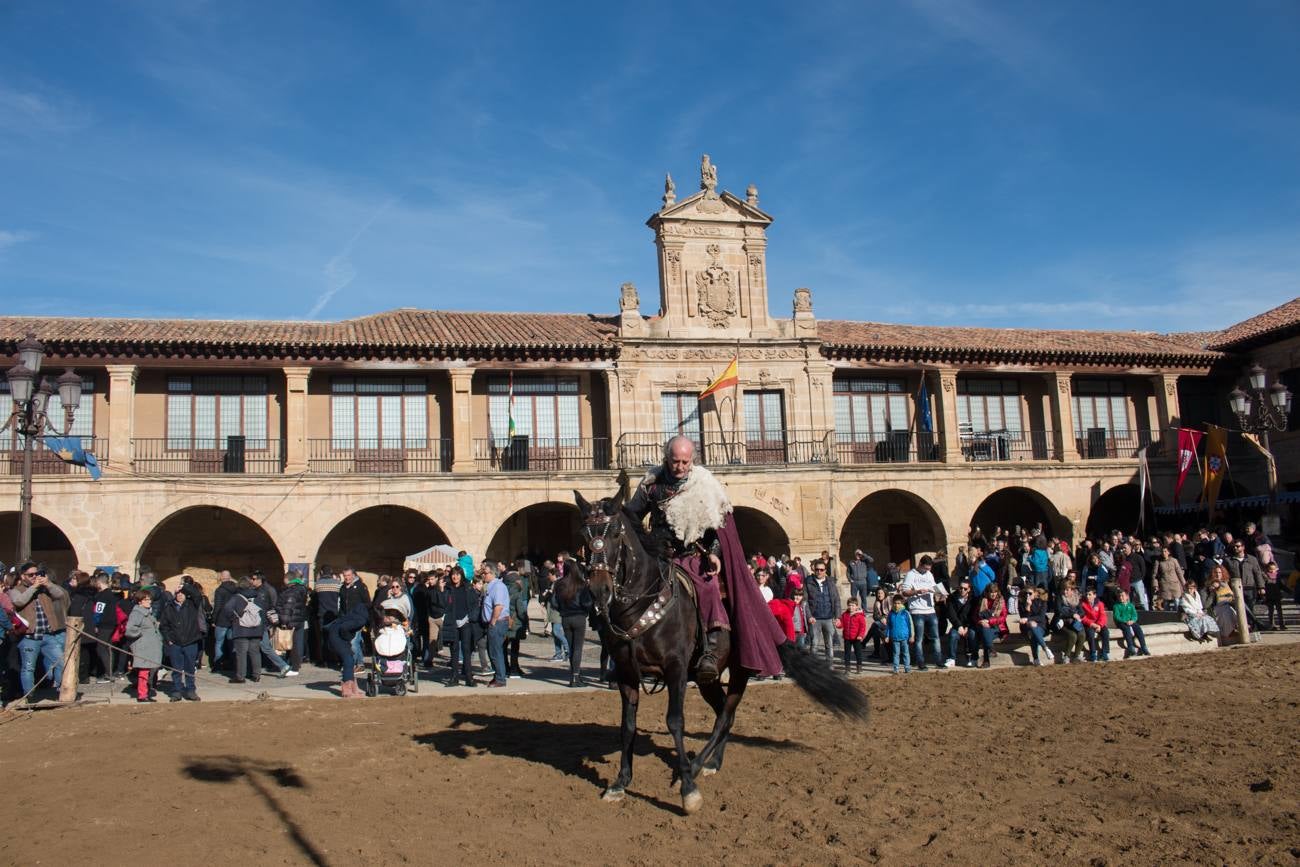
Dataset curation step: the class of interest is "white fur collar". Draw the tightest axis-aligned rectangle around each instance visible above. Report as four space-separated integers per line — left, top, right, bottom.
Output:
644 465 732 546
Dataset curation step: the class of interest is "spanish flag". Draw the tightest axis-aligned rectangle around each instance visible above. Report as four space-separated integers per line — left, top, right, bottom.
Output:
699 357 738 400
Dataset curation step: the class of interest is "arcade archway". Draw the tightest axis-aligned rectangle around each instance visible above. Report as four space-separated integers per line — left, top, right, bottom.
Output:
732 506 790 558
316 506 449 579
839 490 946 572
1 512 78 577
485 502 581 564
970 487 1070 542
138 506 284 588
1086 484 1156 537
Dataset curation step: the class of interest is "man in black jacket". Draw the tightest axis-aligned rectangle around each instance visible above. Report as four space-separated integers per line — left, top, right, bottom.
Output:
211 570 239 673
944 580 977 668
89 573 121 683
159 588 206 701
338 568 371 667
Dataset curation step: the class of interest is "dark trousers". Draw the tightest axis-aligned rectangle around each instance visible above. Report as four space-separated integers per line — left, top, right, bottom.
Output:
94 631 115 679
286 624 305 671
1086 626 1110 660
167 642 201 693
232 637 261 680
843 638 865 669
449 624 475 684
562 614 587 679
506 636 521 672
326 624 355 682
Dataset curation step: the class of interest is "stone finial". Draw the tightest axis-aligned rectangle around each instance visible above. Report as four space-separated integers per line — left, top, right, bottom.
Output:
663 173 676 207
793 287 813 314
619 282 640 312
700 154 718 196
746 183 758 206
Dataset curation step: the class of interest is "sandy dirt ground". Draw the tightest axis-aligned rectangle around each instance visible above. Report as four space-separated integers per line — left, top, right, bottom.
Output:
1 643 1297 866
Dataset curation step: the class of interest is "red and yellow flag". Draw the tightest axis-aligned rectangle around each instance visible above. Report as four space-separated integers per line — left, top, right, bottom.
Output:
1202 424 1229 514
699 357 738 400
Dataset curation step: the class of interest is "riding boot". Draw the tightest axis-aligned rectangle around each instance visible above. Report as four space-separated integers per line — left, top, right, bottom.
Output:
696 628 729 684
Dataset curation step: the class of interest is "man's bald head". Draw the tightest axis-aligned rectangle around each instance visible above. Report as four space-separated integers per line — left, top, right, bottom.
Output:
664 435 695 480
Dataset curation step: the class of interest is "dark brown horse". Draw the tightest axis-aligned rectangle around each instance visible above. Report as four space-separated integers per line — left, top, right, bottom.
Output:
575 489 868 814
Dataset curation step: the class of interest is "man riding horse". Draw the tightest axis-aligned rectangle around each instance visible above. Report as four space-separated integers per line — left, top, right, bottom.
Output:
624 435 786 683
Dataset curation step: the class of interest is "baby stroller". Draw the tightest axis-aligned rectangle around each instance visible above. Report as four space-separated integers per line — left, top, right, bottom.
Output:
366 613 418 697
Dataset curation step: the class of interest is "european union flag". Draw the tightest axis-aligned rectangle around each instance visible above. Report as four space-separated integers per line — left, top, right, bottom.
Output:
917 382 934 433
42 436 102 480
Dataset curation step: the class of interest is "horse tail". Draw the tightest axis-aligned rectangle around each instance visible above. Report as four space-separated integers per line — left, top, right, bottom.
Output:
777 641 870 721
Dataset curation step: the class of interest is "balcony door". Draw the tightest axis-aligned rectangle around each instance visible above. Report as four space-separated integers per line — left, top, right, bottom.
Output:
743 390 786 465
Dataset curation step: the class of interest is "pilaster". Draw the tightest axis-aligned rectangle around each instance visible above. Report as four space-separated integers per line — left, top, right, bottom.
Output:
283 367 311 473
105 365 137 471
1151 373 1181 451
449 368 475 473
1048 372 1078 462
934 368 961 462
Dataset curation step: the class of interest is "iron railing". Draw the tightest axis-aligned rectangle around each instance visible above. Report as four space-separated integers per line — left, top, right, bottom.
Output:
832 430 943 465
0 436 108 476
132 437 284 474
961 429 1053 462
308 438 451 473
615 430 838 469
1075 429 1161 460
473 437 610 472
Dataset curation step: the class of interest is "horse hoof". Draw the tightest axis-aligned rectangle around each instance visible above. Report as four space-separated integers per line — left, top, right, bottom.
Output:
601 787 625 802
700 766 717 777
682 790 704 814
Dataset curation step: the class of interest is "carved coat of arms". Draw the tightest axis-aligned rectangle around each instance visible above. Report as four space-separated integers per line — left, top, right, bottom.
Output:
695 244 736 327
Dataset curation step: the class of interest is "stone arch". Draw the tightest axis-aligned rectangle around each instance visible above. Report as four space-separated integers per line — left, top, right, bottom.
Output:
0 512 81 577
315 506 450 580
137 505 285 591
1086 483 1157 538
732 506 791 558
839 489 947 572
970 487 1070 543
485 502 581 565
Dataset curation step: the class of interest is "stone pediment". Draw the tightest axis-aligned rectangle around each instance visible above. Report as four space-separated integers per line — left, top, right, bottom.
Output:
649 189 772 226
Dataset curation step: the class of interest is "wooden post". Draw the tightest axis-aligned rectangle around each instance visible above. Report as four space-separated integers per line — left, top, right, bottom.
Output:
1230 578 1251 646
59 616 83 703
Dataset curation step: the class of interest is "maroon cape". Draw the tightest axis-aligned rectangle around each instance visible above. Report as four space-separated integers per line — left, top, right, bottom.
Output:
718 514 789 677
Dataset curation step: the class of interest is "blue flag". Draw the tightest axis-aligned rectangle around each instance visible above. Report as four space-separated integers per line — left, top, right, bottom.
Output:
917 382 934 433
42 436 102 480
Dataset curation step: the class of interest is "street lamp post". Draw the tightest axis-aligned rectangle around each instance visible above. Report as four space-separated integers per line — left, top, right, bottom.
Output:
1226 363 1293 646
3 333 83 564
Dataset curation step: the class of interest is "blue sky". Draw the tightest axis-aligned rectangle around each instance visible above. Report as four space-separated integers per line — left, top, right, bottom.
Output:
1 1 1298 331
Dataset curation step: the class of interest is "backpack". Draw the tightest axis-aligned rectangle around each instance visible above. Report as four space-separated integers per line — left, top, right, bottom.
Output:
236 597 263 629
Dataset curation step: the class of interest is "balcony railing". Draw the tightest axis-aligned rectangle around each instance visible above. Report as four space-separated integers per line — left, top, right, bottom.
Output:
616 431 838 469
0 436 108 476
474 437 609 472
1075 429 1161 460
833 430 942 465
961 429 1053 462
308 439 451 473
133 437 285 474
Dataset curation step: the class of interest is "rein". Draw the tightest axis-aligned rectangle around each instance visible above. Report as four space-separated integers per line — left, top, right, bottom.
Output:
581 511 677 643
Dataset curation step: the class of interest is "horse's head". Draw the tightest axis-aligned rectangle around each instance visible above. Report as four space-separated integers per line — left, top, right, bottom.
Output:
574 488 628 606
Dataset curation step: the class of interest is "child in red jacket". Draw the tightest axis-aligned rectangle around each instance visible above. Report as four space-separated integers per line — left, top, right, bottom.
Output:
836 597 869 673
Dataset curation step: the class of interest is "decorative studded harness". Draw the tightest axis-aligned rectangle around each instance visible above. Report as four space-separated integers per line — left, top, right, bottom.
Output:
581 507 678 643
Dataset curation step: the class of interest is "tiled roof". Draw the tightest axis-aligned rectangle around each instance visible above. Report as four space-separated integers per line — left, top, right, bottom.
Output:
1208 296 1300 350
818 320 1222 366
0 309 620 360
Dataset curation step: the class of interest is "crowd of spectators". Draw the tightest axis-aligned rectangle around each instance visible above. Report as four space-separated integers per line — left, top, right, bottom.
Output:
0 519 1293 706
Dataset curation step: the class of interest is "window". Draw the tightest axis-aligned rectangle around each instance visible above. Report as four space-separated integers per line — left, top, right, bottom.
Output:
660 392 701 444
833 378 908 442
330 376 426 449
743 390 786 463
0 375 95 449
957 379 1023 433
166 375 266 449
1072 379 1129 435
488 376 580 445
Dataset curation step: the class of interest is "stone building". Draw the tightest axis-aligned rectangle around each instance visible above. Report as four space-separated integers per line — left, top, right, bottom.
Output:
1 157 1295 585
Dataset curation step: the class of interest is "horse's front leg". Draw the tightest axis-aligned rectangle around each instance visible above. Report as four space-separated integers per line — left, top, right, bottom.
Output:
665 663 702 814
602 680 638 801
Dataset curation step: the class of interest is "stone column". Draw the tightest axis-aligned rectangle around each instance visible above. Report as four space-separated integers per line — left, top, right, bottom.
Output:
603 369 622 445
1047 372 1078 462
934 368 961 462
106 365 138 470
1150 373 1181 451
449 368 475 473
283 367 311 473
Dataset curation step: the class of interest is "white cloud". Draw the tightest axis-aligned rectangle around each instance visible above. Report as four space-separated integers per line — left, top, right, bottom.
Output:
0 229 37 252
0 85 92 135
